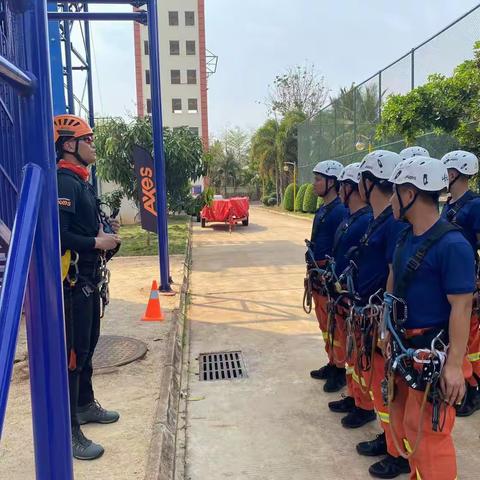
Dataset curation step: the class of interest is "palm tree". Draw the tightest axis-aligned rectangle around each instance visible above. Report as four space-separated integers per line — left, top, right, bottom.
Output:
251 119 281 201
330 83 384 156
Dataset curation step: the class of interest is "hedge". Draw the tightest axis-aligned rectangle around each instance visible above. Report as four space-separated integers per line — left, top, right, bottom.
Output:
295 183 309 212
283 183 295 211
303 184 318 213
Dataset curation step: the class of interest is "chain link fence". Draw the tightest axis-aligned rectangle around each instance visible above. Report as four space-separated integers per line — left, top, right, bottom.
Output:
298 3 480 184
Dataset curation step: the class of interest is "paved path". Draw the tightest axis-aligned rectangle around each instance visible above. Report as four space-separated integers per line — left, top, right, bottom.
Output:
184 206 480 480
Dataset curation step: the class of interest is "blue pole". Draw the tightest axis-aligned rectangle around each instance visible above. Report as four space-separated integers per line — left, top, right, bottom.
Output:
48 2 67 115
62 4 75 114
84 4 98 192
22 1 74 478
0 164 43 437
147 0 172 292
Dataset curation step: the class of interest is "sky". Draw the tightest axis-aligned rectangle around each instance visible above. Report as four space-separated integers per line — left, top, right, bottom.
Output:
84 0 480 138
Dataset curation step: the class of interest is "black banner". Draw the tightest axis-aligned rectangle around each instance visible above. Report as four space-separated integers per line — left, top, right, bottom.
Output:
133 144 158 233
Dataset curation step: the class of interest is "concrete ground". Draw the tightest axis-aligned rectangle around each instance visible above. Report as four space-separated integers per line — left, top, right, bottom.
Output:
183 206 480 480
0 255 184 480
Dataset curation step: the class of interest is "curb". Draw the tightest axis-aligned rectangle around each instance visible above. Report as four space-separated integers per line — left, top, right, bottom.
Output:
260 205 313 222
144 219 193 480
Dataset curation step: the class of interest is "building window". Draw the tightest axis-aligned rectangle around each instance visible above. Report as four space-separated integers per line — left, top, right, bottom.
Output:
168 11 179 26
172 98 182 113
146 99 152 114
187 69 197 84
188 98 198 113
171 70 181 84
169 40 180 55
185 11 195 26
144 40 149 56
189 127 199 136
186 40 196 56
145 69 150 85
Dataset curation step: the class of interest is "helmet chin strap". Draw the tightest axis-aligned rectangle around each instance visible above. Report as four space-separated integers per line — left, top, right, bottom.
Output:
362 176 376 203
343 183 355 207
321 177 335 197
448 171 461 190
396 185 418 220
73 139 89 167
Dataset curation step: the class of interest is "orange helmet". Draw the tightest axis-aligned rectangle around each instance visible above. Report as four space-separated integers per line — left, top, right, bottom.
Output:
53 114 93 143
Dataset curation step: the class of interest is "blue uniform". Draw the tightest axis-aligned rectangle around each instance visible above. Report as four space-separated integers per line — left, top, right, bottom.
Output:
332 206 372 276
441 190 480 252
310 197 348 261
354 206 407 303
393 219 475 329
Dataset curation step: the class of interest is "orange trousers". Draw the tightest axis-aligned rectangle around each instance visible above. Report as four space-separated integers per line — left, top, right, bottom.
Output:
390 376 457 480
467 310 480 385
352 327 397 456
312 291 332 362
313 293 352 371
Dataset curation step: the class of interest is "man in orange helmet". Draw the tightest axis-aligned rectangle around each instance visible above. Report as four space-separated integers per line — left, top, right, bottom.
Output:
54 114 121 460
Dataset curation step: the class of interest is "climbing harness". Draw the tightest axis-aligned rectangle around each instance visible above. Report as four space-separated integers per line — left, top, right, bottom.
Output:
383 220 459 458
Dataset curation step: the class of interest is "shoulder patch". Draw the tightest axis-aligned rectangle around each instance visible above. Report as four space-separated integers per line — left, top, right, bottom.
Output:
58 197 72 208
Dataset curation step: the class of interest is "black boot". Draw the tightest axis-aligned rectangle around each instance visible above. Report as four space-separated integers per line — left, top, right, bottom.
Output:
341 406 376 428
456 383 480 417
71 425 104 460
324 367 346 393
328 395 355 413
310 363 334 380
356 432 387 456
368 454 410 479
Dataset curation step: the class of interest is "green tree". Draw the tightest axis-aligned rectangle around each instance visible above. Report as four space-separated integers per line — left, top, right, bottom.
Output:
330 83 383 156
267 64 329 119
95 117 204 211
376 41 480 152
294 183 309 212
303 184 318 213
251 119 281 201
283 183 295 211
223 127 250 166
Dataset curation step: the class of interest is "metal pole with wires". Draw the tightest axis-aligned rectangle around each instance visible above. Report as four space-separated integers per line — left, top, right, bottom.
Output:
146 0 172 293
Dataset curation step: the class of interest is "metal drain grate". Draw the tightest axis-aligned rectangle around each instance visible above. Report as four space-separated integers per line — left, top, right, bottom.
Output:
198 351 247 381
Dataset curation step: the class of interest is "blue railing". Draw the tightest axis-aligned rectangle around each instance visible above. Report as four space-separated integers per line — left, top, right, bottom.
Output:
0 0 73 478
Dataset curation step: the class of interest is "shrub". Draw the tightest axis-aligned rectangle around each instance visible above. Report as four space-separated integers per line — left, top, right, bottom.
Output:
261 195 270 206
303 184 318 213
267 197 277 206
295 183 309 212
283 183 295 211
317 196 324 209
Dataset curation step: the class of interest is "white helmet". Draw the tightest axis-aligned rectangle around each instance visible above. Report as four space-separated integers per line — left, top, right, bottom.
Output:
441 150 479 176
312 160 344 179
359 150 402 181
390 156 448 192
339 162 361 184
399 146 430 160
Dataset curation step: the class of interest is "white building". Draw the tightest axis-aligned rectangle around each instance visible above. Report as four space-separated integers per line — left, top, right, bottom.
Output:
108 0 210 224
134 0 209 147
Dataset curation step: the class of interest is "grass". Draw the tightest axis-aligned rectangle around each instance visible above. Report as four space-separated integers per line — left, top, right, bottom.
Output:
117 215 189 256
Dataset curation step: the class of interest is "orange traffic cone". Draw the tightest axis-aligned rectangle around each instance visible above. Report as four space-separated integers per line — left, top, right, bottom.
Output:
142 280 165 322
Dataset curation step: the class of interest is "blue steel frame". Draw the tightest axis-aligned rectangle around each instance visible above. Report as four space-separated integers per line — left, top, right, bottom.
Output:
0 1 74 478
48 1 172 292
0 0 171 478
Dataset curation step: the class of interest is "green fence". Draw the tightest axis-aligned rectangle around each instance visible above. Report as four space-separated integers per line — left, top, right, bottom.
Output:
297 3 480 184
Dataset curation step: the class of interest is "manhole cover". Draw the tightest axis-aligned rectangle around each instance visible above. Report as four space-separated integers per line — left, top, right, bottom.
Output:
198 351 247 381
93 335 148 370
